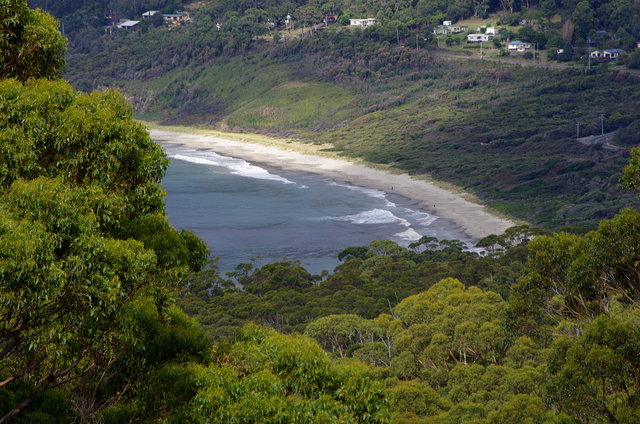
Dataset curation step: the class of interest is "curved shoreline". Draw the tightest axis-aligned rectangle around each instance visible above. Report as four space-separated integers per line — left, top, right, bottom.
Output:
149 127 517 240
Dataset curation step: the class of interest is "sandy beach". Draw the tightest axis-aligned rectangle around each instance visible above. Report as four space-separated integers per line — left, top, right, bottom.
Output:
150 128 516 240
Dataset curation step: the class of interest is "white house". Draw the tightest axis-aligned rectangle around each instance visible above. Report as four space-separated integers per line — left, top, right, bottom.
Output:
590 49 626 58
467 33 492 42
142 10 158 18
433 24 468 35
350 18 377 27
117 20 140 29
485 26 498 35
450 25 467 33
443 20 452 26
508 40 531 52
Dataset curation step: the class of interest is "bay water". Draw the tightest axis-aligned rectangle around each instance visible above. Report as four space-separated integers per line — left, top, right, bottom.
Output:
162 143 476 275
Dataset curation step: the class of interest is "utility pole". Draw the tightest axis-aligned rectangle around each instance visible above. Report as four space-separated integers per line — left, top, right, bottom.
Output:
416 32 419 49
576 121 580 139
599 114 605 135
480 41 483 59
588 45 591 71
396 26 399 44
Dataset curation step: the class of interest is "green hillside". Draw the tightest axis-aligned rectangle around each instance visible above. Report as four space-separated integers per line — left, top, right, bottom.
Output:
65 29 640 228
44 0 640 229
38 0 640 229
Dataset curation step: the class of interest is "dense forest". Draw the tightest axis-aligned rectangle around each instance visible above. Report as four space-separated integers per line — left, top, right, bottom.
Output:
3 0 640 423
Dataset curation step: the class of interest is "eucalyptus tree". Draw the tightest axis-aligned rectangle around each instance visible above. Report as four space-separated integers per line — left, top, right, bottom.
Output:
128 324 391 423
0 1 207 420
0 0 66 80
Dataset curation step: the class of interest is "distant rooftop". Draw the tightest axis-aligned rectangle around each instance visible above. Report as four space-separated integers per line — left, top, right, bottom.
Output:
117 20 140 28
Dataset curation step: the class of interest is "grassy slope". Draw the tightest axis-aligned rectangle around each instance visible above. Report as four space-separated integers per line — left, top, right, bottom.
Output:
311 63 640 226
120 54 355 132
66 36 640 229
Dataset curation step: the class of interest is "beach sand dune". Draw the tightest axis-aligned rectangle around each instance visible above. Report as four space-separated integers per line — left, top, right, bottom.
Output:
151 128 516 240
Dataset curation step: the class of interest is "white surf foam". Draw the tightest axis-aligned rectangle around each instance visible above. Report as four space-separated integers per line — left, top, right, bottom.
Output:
407 210 438 226
329 182 397 208
394 228 423 241
333 209 410 226
169 151 294 184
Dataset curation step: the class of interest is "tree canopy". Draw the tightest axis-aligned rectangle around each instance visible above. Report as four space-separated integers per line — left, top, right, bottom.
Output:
0 1 208 421
0 0 66 80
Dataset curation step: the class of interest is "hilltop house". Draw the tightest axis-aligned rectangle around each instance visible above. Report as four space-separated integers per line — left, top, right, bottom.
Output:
508 40 531 52
434 22 468 35
350 18 376 26
467 33 493 42
162 13 188 25
142 10 158 18
590 49 626 58
117 20 140 29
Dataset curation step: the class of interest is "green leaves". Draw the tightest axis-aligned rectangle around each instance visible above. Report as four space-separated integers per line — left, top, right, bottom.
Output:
126 324 390 424
622 147 640 193
0 79 169 219
0 178 165 420
511 208 640 328
0 2 66 80
545 313 640 423
305 314 377 357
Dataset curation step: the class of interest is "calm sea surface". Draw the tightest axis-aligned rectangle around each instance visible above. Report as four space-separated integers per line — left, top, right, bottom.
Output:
161 143 476 275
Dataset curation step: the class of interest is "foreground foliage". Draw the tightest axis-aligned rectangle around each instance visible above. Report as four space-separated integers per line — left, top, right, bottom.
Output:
0 2 209 421
102 325 389 423
3 1 640 423
0 0 66 80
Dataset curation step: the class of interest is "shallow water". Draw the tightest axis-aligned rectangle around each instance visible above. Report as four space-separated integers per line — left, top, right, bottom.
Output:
162 144 475 275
